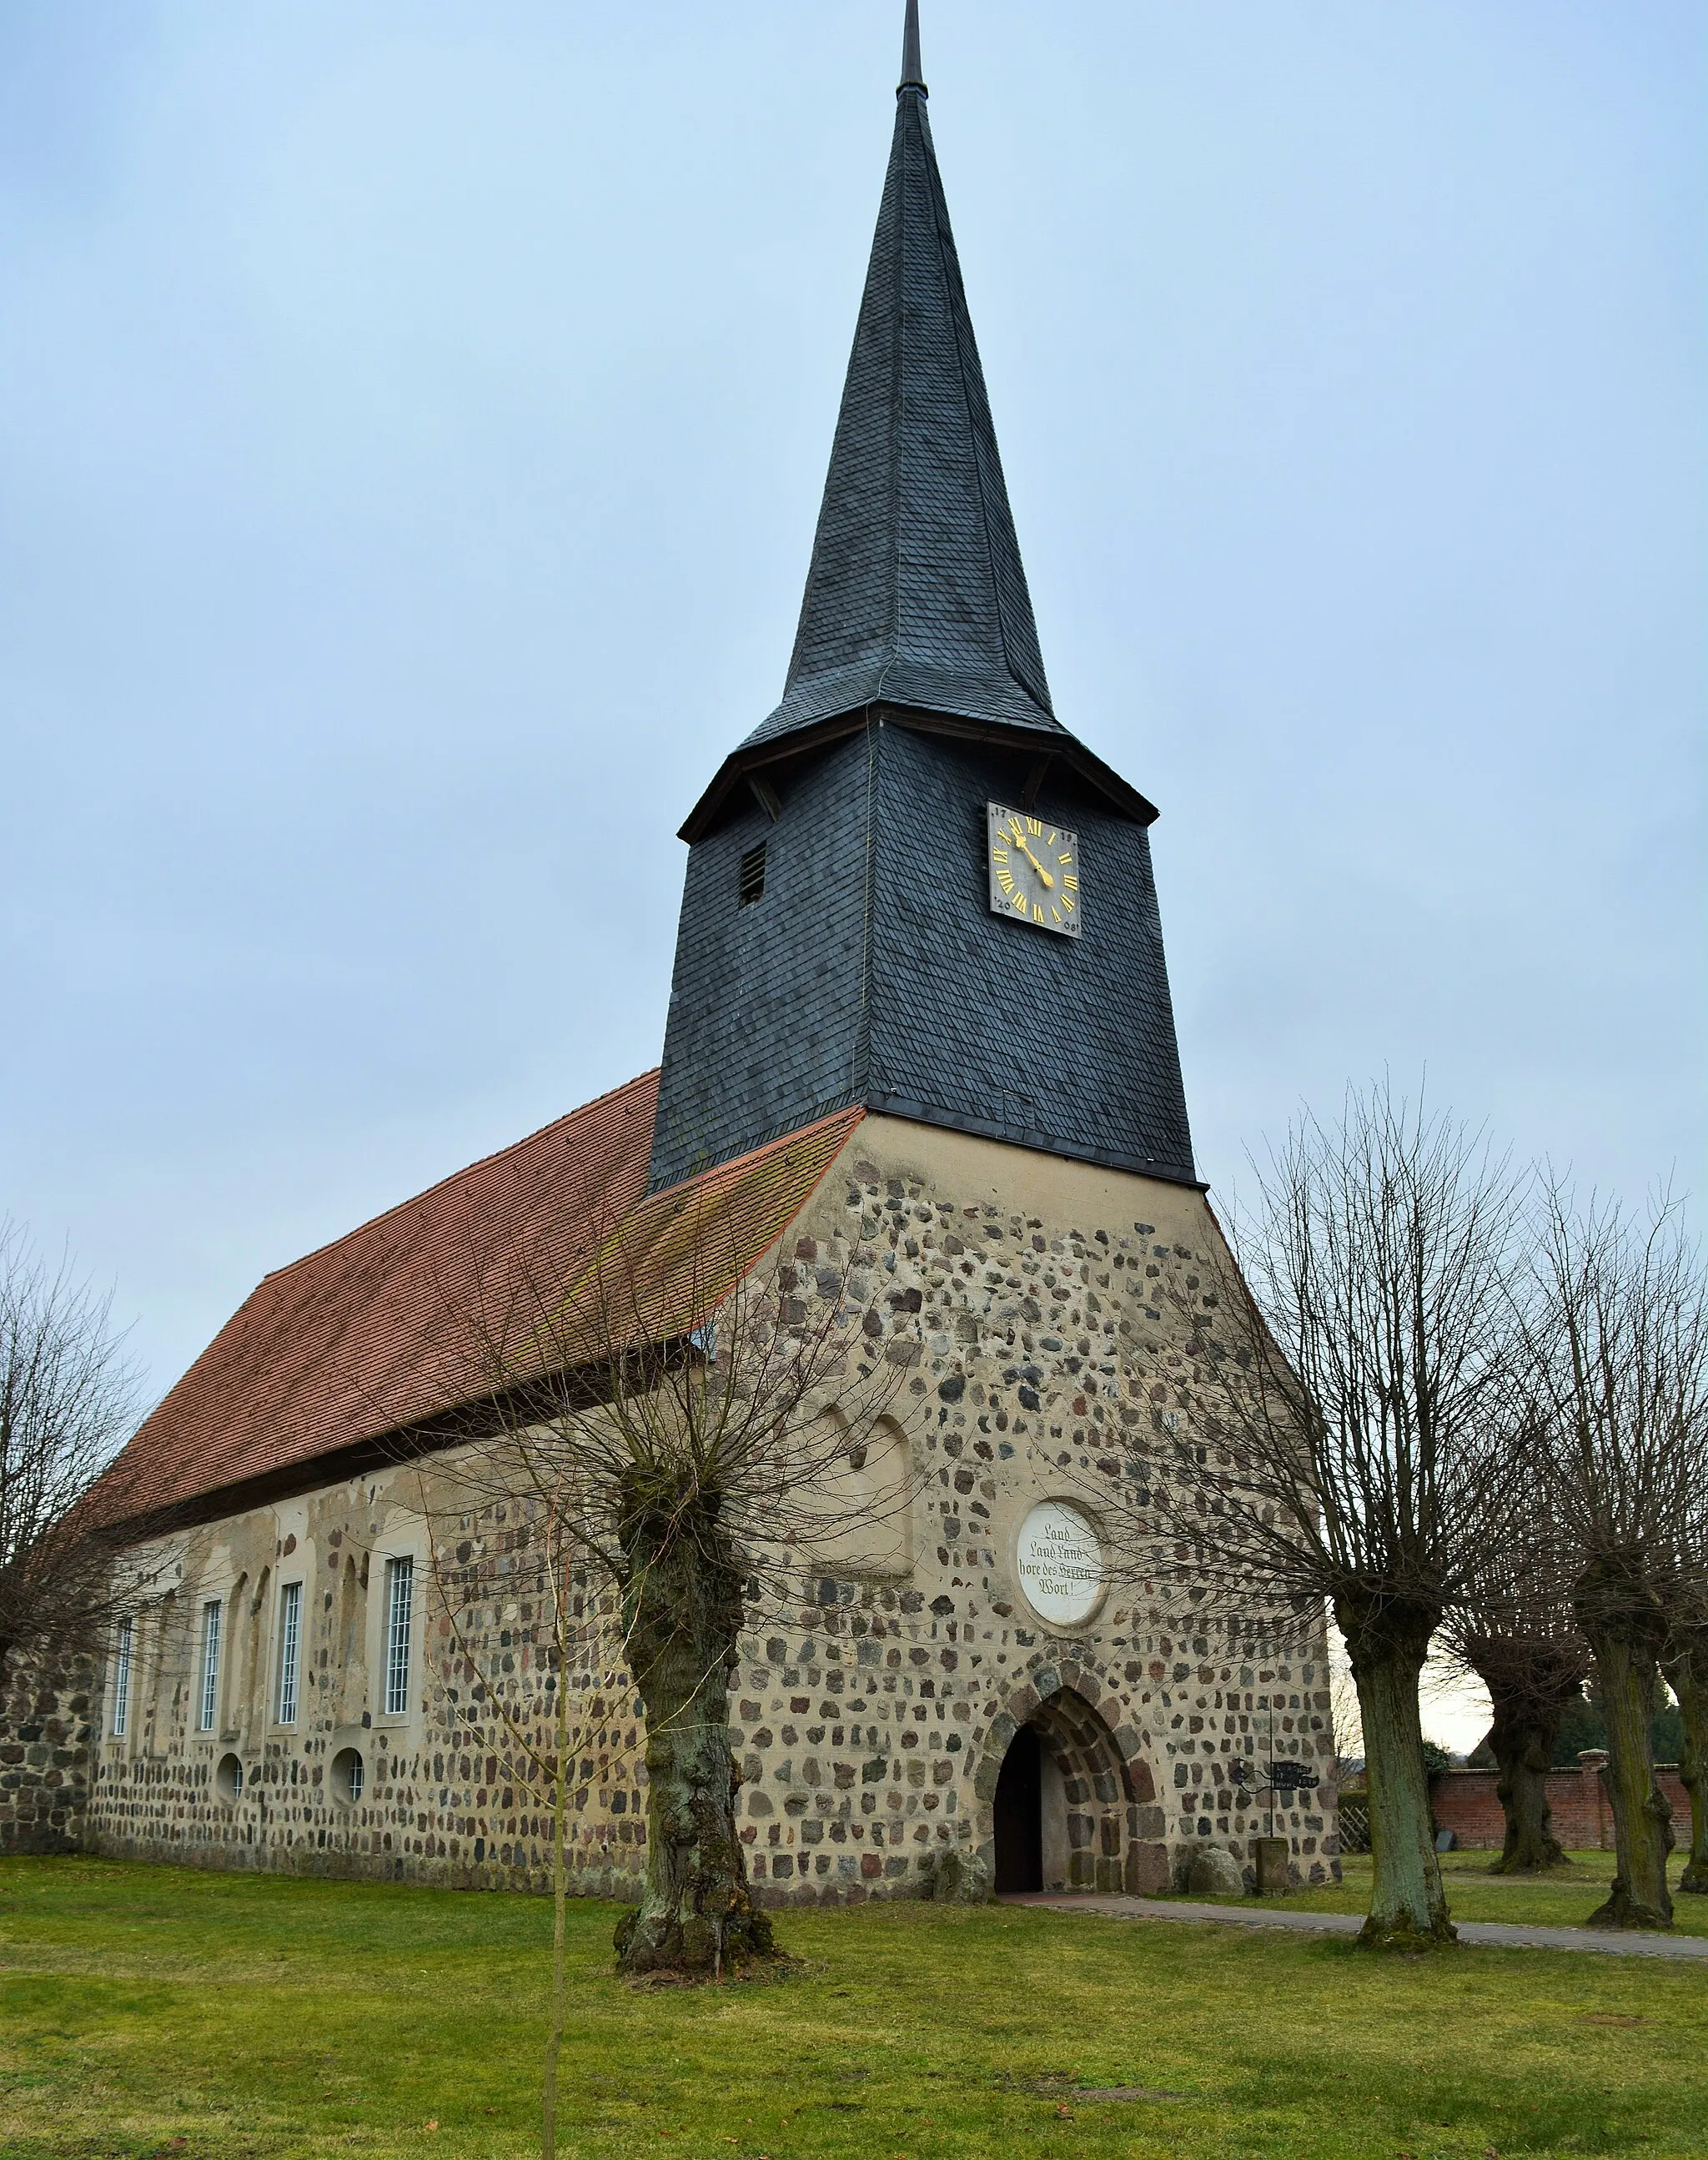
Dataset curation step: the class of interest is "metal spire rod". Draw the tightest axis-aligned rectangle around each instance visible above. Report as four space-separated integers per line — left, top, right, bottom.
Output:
899 0 926 93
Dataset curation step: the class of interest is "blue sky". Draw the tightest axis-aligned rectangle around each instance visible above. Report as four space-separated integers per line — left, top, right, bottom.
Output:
3 0 1703 1432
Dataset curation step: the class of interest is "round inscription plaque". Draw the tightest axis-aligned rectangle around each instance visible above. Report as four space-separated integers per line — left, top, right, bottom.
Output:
1015 1499 1105 1627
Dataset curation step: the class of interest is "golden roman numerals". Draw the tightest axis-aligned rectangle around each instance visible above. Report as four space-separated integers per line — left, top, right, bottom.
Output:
989 802 1079 934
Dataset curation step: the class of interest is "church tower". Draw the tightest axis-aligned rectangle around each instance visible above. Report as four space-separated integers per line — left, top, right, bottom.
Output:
651 5 1195 1197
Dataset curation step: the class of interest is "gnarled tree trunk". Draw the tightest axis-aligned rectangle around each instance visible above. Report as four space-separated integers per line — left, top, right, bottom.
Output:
1576 1565 1674 1928
1464 1635 1586 1873
1665 1640 1707 1896
1341 1595 1455 1949
613 1473 776 1977
1489 1715 1560 1876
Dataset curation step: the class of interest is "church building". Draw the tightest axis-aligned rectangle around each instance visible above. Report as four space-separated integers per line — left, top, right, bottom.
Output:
33 7 1336 1900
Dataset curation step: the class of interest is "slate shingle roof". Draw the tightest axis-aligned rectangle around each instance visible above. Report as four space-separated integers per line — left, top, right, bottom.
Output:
751 68 1058 750
100 1073 862 1527
678 28 1160 845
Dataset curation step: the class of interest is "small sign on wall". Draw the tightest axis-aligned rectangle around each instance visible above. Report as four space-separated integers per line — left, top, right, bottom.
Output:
1015 1499 1104 1627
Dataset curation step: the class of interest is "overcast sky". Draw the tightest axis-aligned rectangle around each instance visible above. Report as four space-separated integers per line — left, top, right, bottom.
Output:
5 0 1704 1520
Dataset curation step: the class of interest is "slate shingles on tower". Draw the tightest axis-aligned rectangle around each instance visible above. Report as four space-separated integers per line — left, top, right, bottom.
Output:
750 9 1056 749
650 3 1197 1197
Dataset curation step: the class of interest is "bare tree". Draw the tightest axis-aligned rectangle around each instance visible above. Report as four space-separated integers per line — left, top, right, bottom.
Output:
1665 1421 1708 1895
1663 1605 1708 1896
1523 1186 1708 1929
404 1175 912 2016
0 1218 143 1685
1438 1469 1590 1873
1122 1083 1526 1947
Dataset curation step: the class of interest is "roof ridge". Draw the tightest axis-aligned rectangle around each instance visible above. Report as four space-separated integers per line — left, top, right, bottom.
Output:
260 1068 662 1286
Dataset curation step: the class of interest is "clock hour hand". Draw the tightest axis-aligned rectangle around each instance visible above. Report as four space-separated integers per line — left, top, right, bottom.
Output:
1009 831 1054 888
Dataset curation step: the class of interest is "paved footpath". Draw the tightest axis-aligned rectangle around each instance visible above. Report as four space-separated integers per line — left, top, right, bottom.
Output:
1005 1893 1708 1962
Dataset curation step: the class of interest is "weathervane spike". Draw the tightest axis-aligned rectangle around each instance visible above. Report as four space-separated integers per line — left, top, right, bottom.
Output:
899 0 926 93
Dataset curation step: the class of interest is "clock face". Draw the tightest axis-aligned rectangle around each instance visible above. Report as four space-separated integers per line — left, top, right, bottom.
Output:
987 803 1081 938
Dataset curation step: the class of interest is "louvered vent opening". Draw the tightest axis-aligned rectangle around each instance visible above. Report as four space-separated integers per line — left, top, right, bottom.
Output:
739 842 766 907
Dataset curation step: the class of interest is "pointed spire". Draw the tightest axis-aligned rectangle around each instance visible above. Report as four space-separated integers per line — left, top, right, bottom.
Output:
741 6 1059 753
900 0 925 93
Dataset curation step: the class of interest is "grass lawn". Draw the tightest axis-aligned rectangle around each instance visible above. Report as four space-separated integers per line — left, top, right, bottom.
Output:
2 1857 1705 2160
1178 1851 1708 1936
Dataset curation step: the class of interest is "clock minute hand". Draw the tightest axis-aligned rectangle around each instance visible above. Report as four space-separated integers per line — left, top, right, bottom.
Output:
1010 831 1055 888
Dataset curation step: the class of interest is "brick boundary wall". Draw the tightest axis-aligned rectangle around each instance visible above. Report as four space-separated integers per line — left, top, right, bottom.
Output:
1429 1753 1692 1853
0 1650 93 1855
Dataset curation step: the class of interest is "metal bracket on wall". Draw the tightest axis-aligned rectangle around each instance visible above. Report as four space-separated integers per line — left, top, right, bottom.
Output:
1231 1759 1322 1796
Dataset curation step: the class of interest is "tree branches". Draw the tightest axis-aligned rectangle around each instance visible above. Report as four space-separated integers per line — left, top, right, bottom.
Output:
1515 1183 1708 1926
1149 1085 1528 1646
388 1183 916 1999
1113 1081 1528 1945
0 1218 143 1680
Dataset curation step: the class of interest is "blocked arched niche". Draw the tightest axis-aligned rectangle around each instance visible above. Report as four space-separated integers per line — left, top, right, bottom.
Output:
148 1589 179 1737
795 1407 913 1580
334 1553 369 1725
976 1665 1166 1896
242 1568 270 1739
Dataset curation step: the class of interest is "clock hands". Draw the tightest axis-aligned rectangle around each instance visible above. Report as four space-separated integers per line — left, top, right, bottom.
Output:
988 803 1080 939
1008 826 1054 889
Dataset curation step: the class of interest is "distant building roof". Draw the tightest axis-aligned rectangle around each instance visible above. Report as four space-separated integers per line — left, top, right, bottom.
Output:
102 1072 862 1531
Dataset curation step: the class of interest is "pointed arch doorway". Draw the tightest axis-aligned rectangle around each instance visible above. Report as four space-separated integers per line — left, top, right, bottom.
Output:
988 1685 1163 1896
992 1725 1043 1892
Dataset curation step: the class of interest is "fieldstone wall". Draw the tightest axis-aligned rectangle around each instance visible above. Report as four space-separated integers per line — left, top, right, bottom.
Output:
0 1649 93 1854
75 1116 1338 1897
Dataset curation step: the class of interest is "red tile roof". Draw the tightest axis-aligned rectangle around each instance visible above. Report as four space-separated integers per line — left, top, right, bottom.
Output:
103 1073 862 1528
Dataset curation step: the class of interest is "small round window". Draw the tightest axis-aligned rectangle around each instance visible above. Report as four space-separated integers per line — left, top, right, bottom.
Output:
215 1753 244 1802
330 1747 365 1806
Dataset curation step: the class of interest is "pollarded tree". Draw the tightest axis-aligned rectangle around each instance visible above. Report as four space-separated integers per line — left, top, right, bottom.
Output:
1523 1187 1708 1930
411 1158 912 1997
1663 1606 1708 1896
1655 1415 1708 1898
1438 1471 1589 1873
1123 1082 1527 1948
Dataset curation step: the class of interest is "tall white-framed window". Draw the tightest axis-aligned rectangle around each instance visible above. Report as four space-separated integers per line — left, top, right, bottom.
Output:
275 1581 303 1725
198 1600 223 1731
111 1617 133 1737
383 1555 413 1716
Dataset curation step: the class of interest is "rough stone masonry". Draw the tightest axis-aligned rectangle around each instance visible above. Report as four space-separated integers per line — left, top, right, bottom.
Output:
63 1117 1338 1903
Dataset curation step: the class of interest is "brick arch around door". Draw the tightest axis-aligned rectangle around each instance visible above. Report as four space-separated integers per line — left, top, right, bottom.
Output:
974 1660 1168 1896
